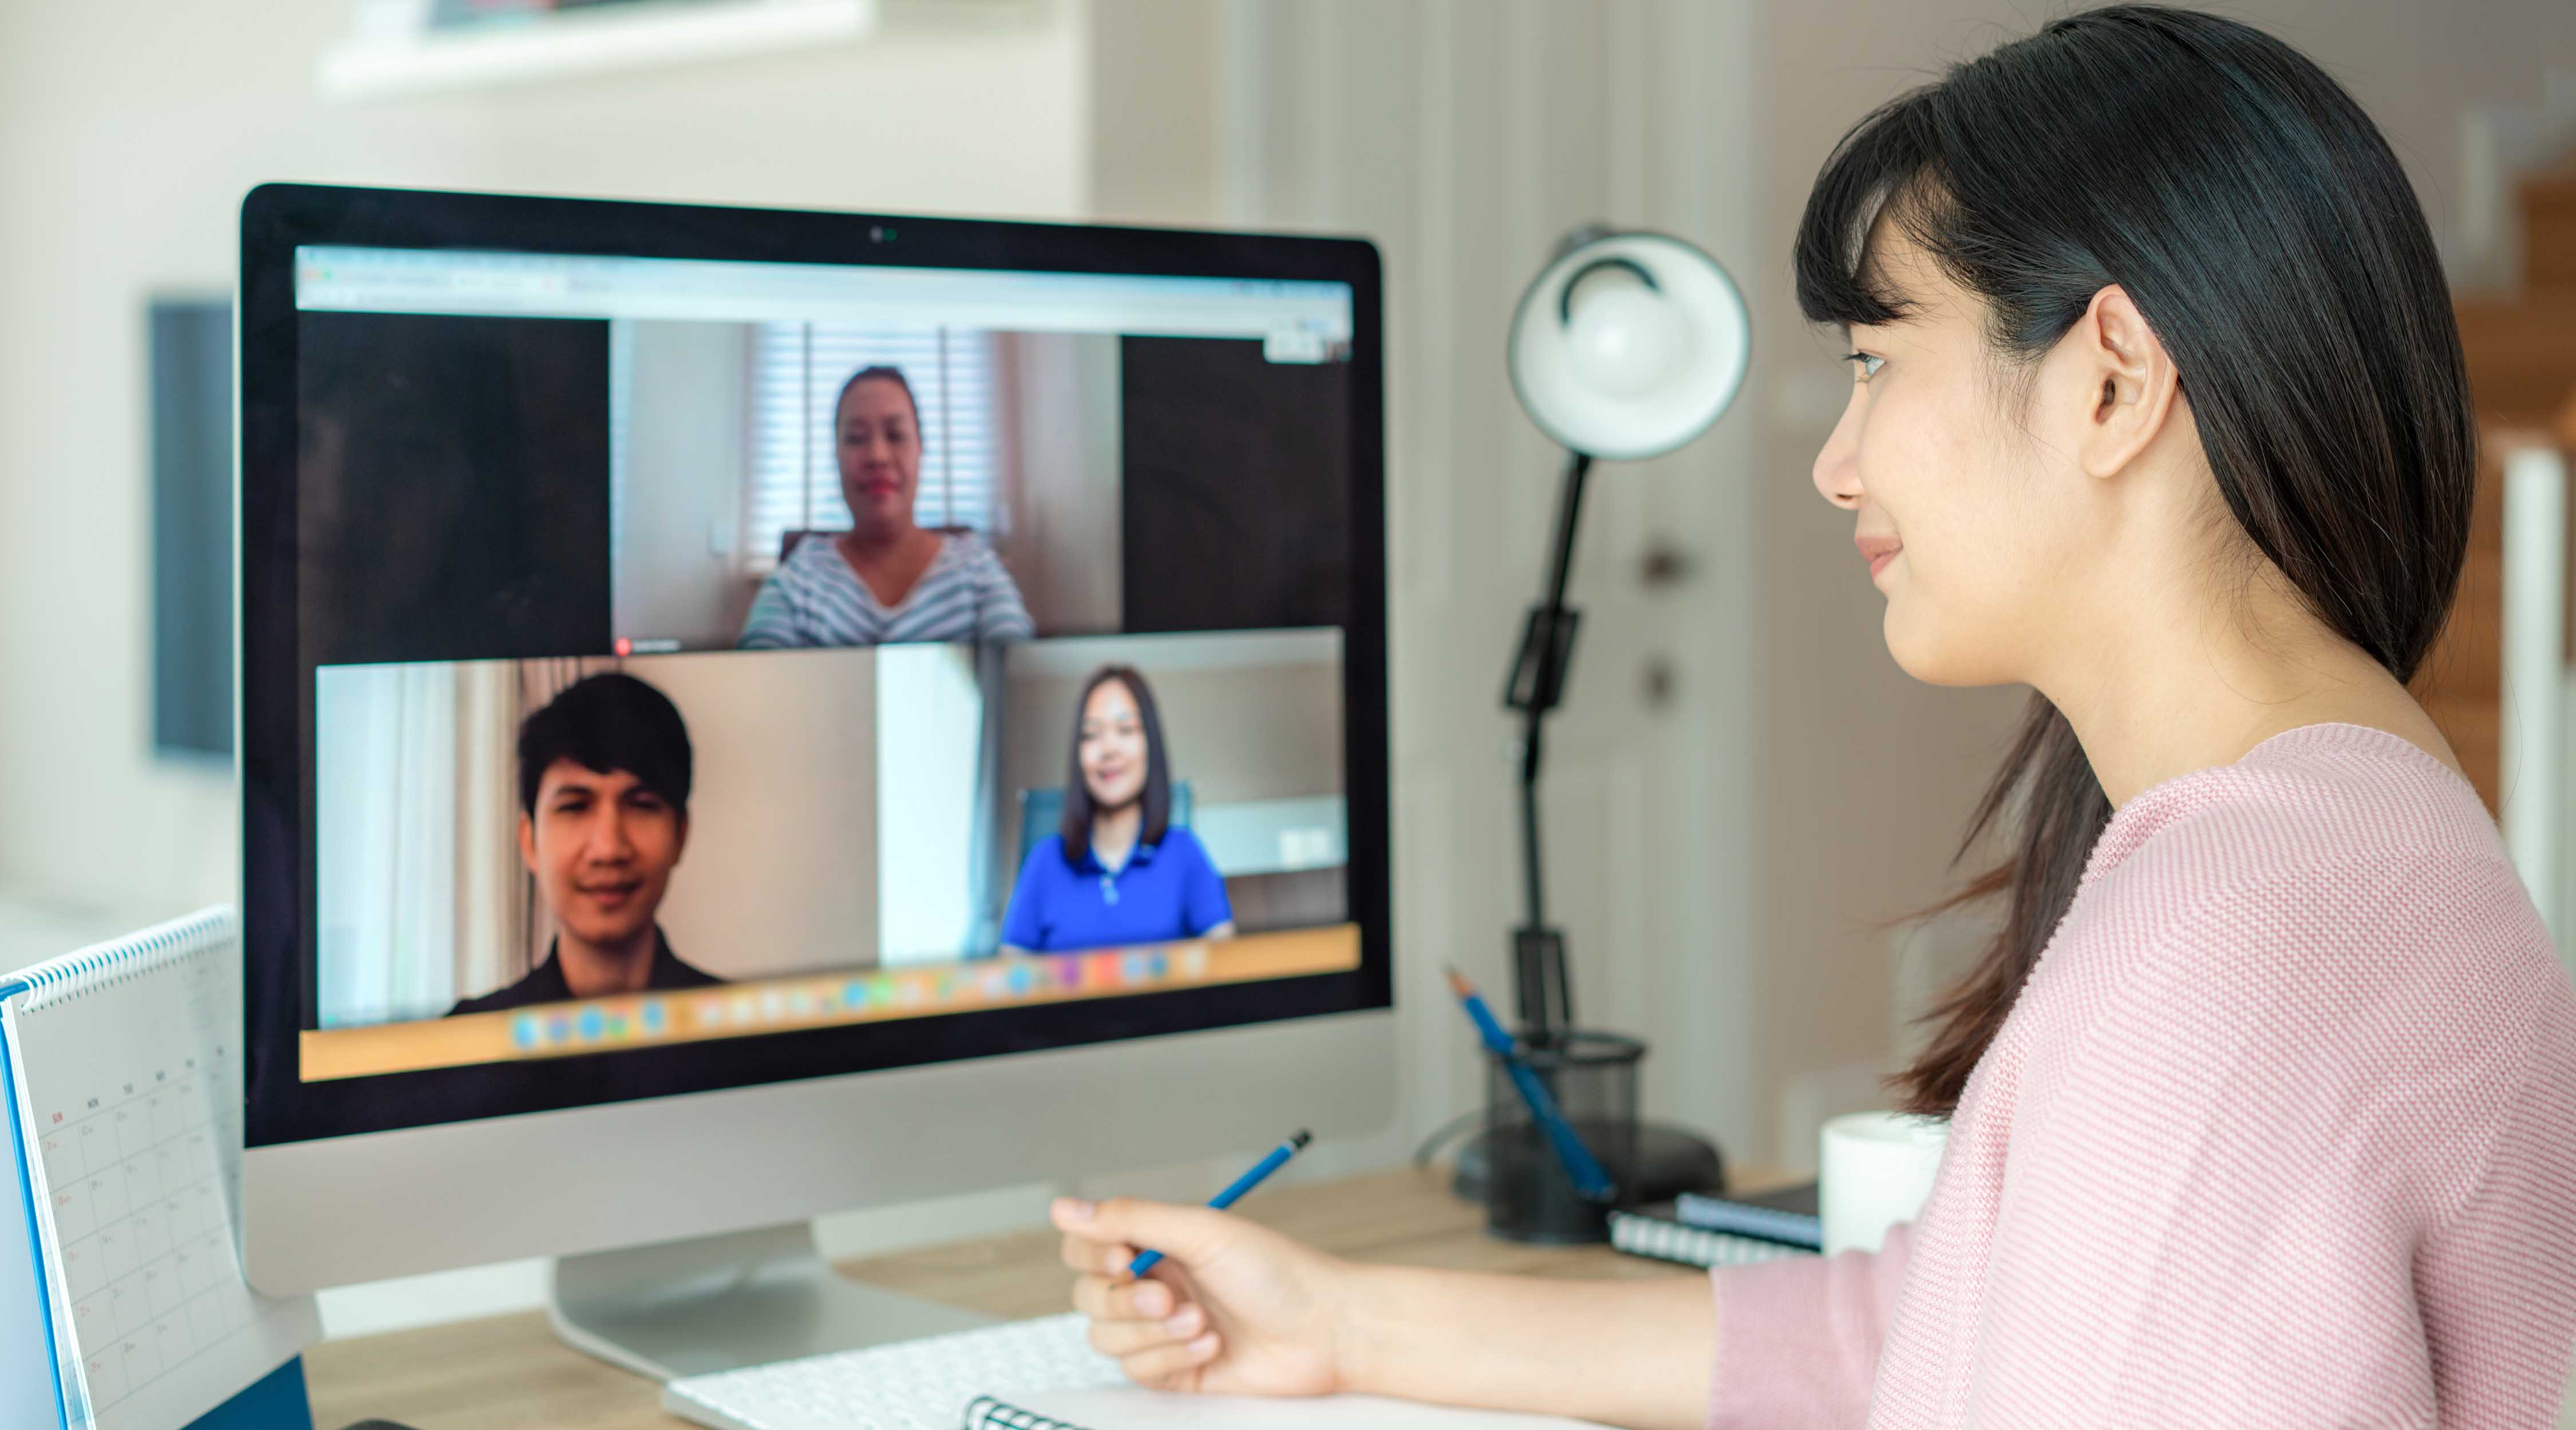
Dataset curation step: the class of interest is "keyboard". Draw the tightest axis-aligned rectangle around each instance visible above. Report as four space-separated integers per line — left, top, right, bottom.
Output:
663 1313 1129 1430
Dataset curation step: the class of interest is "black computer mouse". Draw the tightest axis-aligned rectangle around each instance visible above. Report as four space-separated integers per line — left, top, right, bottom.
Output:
338 1421 422 1430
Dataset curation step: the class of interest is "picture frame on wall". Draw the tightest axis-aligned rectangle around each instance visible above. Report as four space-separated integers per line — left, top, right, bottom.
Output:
318 0 876 100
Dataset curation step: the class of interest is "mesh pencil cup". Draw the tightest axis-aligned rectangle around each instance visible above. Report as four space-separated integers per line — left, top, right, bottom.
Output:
1480 1029 1642 1243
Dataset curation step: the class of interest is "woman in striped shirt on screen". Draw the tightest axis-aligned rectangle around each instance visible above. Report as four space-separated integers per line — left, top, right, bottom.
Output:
738 365 1035 648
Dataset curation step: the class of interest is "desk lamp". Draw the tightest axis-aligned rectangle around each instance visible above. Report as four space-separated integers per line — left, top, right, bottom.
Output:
1459 224 1750 1211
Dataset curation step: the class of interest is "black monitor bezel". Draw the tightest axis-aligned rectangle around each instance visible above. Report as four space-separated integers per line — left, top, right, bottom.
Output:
238 183 1390 1147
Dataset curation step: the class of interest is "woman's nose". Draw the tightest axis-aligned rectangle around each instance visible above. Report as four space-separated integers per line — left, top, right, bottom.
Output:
1812 390 1864 511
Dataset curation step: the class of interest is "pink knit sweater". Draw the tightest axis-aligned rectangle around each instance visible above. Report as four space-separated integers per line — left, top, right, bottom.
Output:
1710 722 2576 1428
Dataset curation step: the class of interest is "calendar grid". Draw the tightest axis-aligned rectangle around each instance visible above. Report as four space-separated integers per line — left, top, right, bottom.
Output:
35 1049 283 1416
7 911 319 1430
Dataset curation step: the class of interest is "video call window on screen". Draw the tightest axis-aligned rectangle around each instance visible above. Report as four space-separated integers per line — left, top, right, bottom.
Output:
291 248 1366 1080
294 248 1357 666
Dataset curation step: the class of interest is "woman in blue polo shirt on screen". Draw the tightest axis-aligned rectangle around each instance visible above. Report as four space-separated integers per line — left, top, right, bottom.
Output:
1000 665 1235 955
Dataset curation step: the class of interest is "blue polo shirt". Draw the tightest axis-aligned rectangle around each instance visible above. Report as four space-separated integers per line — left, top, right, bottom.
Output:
1001 827 1233 953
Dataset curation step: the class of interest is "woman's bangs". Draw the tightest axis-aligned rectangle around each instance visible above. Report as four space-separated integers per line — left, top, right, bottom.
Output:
1794 95 1937 329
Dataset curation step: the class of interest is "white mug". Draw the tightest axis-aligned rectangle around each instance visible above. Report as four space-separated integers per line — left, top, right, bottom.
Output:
1819 1110 1950 1255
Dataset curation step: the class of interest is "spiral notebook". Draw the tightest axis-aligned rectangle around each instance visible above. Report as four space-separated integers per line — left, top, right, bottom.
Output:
0 907 322 1430
1607 1200 1819 1269
1673 1182 1822 1249
959 1390 1604 1429
665 1312 1603 1430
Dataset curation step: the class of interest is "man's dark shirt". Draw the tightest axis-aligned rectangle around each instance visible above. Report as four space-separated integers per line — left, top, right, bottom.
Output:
446 929 722 1016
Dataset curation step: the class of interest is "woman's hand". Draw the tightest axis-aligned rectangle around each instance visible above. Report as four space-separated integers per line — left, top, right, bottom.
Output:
1056 1192 1716 1427
1053 1196 1354 1396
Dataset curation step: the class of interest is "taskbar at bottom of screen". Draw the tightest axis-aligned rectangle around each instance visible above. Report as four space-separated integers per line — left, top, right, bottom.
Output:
297 924 1362 1081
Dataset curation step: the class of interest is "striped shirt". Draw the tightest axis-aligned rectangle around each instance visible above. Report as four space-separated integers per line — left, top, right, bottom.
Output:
738 532 1034 648
1708 722 2576 1428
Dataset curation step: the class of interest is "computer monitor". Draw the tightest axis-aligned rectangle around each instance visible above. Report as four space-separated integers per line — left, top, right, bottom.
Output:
234 184 1392 1374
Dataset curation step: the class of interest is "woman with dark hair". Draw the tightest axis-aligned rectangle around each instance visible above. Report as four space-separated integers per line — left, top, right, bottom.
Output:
740 365 1034 647
1000 665 1235 955
1045 9 2576 1426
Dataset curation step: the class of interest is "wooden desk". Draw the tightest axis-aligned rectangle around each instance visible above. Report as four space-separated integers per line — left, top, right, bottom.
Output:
304 1164 1784 1429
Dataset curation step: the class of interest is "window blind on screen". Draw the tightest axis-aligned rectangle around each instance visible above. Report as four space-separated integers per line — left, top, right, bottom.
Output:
745 323 996 571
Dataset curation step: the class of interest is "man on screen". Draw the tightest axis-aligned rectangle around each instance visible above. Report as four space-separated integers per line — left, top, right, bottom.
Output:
448 672 723 1015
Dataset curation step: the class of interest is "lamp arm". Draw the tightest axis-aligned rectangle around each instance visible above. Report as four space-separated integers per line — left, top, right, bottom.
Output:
1503 449 1594 1040
1536 452 1595 665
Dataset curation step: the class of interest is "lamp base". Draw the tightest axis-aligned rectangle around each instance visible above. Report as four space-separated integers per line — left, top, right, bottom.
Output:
1449 1121 1725 1243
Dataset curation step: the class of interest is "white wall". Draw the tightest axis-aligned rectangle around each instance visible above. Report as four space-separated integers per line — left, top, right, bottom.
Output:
613 321 758 651
874 644 981 963
990 332 1123 633
0 0 1090 922
640 649 882 981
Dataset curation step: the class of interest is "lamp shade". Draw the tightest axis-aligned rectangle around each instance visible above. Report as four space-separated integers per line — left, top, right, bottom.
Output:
1507 228 1749 461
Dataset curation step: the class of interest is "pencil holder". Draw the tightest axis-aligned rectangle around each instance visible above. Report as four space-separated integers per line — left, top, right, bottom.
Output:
1479 1029 1643 1243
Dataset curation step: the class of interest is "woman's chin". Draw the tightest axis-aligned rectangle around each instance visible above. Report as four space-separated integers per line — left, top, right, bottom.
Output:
1884 614 2013 689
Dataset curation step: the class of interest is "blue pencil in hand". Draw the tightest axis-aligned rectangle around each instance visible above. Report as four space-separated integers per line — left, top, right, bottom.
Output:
1444 966 1618 1203
1127 1129 1312 1276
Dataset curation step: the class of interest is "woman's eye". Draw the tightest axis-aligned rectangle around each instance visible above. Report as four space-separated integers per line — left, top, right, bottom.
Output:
1843 351 1885 382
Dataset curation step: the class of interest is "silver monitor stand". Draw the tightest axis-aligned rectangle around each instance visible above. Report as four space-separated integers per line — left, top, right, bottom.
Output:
549 1220 995 1380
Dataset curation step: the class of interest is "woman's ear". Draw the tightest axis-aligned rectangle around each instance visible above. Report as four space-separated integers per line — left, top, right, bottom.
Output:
2070 284 2182 481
